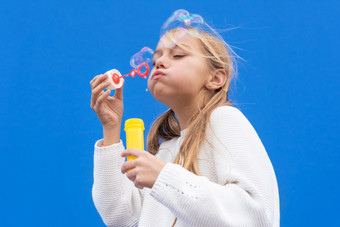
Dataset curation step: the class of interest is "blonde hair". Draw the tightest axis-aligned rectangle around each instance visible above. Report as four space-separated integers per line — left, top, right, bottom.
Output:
147 26 236 227
148 26 236 158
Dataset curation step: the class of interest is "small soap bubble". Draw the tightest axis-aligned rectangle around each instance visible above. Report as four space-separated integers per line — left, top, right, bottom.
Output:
130 47 154 69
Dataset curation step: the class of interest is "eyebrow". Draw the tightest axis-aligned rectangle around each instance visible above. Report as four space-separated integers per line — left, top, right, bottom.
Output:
153 43 191 59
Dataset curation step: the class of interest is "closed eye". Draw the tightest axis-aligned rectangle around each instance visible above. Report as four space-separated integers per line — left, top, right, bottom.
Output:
152 54 185 66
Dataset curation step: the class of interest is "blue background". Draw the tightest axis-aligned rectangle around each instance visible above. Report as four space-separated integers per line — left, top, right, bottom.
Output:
1 0 339 226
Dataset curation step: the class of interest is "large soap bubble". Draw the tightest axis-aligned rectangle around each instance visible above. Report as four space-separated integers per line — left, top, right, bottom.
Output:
160 9 205 47
160 9 204 37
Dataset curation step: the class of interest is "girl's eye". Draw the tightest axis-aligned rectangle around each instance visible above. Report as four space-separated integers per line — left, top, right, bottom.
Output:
173 55 185 58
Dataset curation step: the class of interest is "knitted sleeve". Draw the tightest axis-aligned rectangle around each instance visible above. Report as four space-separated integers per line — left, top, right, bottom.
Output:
92 140 143 227
150 106 280 226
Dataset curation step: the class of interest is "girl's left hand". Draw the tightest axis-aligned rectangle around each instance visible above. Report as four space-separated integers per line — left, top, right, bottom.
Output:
121 149 166 189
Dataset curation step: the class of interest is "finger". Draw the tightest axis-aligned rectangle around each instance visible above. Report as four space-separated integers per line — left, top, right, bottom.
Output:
125 168 137 181
124 167 144 189
91 81 110 106
121 148 142 158
96 89 111 106
92 74 109 89
92 75 110 91
92 81 110 94
90 74 104 88
121 159 137 174
90 74 101 87
91 90 104 109
114 78 124 101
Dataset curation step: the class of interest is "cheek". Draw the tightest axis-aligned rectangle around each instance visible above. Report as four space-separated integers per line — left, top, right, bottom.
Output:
147 74 163 97
147 76 151 88
147 81 168 104
175 63 206 88
147 76 154 94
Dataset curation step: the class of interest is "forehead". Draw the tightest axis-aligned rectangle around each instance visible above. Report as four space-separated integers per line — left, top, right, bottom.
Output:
155 32 202 53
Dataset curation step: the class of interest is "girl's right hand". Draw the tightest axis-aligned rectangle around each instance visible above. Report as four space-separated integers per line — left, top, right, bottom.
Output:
90 73 124 129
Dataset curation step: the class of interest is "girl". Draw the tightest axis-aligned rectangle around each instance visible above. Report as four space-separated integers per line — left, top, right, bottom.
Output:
90 18 280 227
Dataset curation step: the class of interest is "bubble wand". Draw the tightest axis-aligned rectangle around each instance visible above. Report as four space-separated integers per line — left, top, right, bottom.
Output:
103 47 154 90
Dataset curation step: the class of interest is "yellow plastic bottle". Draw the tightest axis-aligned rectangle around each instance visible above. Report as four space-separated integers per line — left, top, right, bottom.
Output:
124 118 145 161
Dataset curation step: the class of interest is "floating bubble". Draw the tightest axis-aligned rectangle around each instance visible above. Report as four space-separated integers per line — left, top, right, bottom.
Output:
130 47 154 69
160 9 204 37
160 9 204 46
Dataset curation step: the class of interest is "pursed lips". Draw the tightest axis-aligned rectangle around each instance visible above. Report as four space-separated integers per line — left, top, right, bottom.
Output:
152 70 165 79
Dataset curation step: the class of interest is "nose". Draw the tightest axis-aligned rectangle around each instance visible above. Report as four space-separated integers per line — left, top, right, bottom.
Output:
154 55 167 69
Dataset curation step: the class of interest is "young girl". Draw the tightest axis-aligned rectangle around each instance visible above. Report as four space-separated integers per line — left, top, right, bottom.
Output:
90 13 280 227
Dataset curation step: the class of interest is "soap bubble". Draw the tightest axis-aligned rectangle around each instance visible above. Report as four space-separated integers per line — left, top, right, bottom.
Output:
130 47 154 69
160 9 204 46
160 9 204 37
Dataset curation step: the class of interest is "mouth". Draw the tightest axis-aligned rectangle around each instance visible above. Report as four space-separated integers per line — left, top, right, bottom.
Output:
152 70 165 79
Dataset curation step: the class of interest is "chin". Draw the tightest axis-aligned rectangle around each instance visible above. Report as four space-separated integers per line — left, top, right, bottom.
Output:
149 87 173 107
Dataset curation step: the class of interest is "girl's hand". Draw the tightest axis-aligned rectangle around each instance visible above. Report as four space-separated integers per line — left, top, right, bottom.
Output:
121 149 166 189
90 74 124 129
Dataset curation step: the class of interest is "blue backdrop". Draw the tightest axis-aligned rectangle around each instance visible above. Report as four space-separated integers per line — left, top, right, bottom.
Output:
1 0 339 226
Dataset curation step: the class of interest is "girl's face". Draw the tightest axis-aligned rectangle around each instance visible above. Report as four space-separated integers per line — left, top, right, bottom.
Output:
148 32 211 109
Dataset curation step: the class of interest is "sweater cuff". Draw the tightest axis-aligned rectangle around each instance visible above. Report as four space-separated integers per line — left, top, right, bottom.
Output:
150 163 205 205
94 139 125 153
93 139 126 173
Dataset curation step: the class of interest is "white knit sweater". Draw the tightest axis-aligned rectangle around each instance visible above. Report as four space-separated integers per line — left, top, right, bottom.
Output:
92 106 280 227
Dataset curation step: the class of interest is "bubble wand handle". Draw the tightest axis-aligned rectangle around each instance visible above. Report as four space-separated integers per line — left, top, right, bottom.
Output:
124 118 145 161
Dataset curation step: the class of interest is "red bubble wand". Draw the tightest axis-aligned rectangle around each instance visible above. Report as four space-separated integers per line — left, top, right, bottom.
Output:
111 62 150 85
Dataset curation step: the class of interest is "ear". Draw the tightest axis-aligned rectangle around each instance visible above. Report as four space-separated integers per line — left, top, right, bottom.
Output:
205 69 227 91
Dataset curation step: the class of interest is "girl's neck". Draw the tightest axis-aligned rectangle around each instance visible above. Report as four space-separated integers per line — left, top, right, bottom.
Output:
172 103 199 131
168 91 209 130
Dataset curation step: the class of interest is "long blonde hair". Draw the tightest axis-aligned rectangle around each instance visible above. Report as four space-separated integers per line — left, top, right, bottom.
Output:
147 27 236 174
147 27 236 227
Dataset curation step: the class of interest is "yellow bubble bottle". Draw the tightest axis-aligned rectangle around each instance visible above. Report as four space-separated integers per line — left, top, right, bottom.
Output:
124 118 145 161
